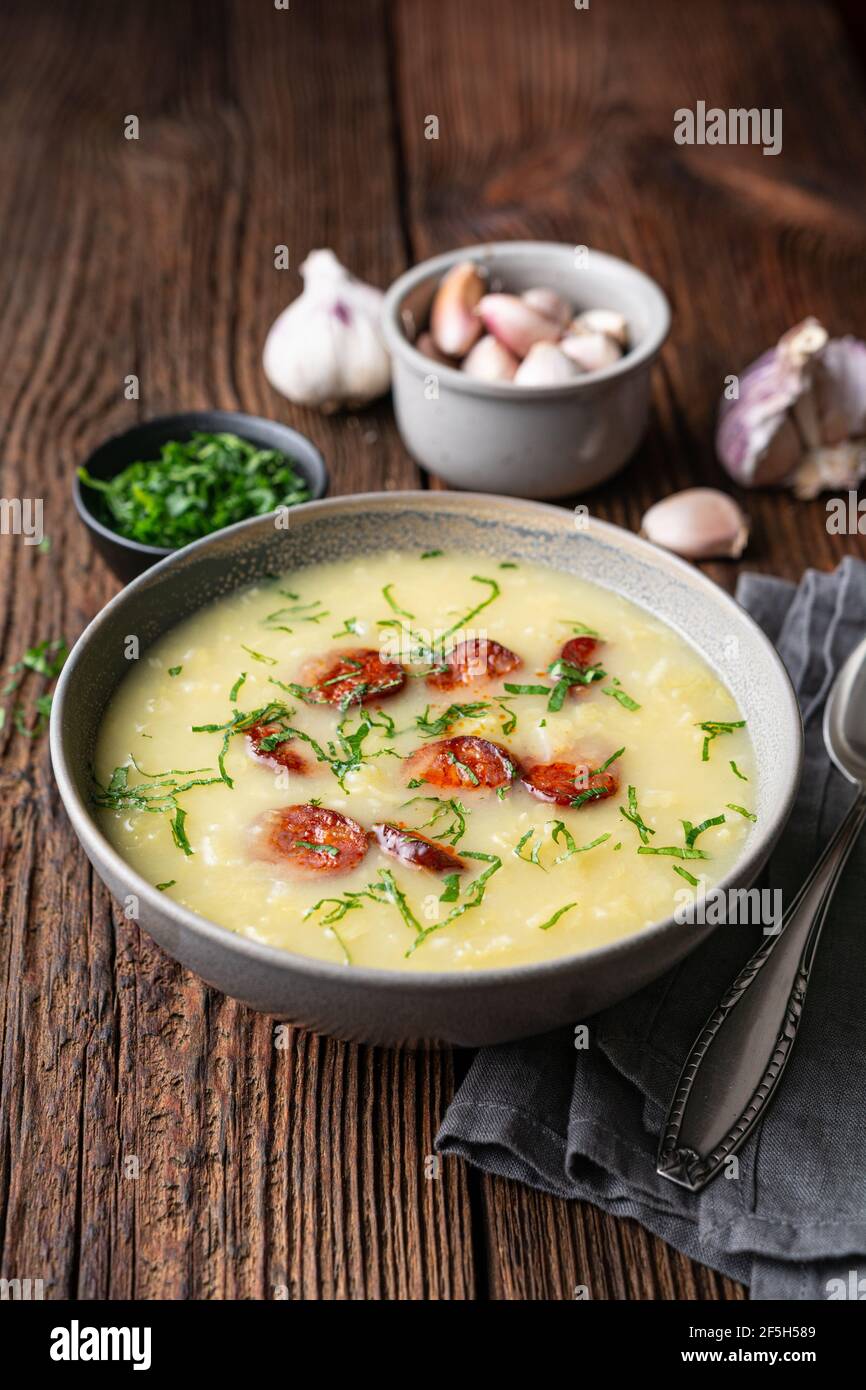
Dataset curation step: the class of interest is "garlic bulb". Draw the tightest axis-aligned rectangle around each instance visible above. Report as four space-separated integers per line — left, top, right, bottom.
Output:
263 249 390 412
462 334 519 382
641 489 749 560
716 317 866 497
513 341 580 386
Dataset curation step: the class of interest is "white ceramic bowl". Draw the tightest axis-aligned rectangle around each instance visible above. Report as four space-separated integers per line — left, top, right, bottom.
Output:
382 242 671 498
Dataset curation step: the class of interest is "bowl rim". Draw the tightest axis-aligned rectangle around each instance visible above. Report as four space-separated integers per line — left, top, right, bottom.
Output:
73 408 329 559
51 489 803 994
382 240 672 401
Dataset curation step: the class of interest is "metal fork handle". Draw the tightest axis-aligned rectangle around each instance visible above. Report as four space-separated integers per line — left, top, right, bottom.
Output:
657 790 866 1192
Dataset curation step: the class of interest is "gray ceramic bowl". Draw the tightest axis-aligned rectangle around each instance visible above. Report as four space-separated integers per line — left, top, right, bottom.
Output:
50 493 801 1046
382 243 671 498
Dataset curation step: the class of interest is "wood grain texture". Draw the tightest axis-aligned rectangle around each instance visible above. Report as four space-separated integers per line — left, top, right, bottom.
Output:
389 0 866 1297
0 0 863 1301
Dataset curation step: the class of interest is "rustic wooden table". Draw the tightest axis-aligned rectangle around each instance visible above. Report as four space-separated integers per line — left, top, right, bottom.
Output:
1 0 864 1301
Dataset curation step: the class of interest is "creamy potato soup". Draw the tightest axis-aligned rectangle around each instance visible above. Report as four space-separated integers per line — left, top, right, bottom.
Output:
95 550 755 971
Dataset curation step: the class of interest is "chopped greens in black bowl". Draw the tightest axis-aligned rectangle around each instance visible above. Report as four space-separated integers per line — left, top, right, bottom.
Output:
74 410 327 583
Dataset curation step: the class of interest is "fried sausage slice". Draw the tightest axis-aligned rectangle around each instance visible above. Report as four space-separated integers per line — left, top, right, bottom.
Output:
426 638 521 692
246 721 307 773
405 735 518 791
560 635 600 670
254 804 369 875
302 648 406 707
522 761 618 807
372 823 466 874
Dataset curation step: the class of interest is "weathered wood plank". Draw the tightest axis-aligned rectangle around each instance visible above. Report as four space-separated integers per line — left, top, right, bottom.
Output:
0 0 472 1301
392 0 866 1298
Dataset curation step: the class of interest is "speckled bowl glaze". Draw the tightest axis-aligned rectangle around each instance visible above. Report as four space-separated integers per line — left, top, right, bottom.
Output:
382 243 671 498
50 493 802 1046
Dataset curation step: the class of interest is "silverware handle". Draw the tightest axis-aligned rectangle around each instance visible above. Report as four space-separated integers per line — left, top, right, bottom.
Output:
657 790 866 1192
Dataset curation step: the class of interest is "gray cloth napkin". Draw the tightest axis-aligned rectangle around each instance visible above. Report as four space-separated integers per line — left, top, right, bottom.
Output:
437 557 866 1300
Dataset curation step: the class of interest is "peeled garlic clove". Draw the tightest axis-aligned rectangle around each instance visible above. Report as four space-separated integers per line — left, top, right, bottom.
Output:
715 317 829 487
513 341 580 387
560 332 622 372
570 308 629 348
641 489 749 560
462 334 519 382
263 249 390 412
477 293 562 359
415 331 453 365
521 287 573 331
430 261 485 357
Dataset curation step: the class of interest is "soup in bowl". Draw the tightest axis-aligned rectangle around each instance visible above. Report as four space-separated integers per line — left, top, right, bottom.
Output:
51 494 801 1043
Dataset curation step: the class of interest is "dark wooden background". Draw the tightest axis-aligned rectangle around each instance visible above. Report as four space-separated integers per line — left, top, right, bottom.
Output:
1 0 865 1300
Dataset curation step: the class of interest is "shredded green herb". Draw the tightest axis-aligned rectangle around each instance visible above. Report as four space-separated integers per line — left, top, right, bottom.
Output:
682 814 726 849
439 874 461 903
415 701 489 737
402 795 469 845
241 645 276 665
406 851 502 955
496 697 517 735
726 803 757 822
505 659 606 713
261 597 328 634
516 821 611 869
602 678 641 711
2 637 69 738
538 902 578 932
420 549 443 559
155 880 176 891
78 432 311 547
672 865 700 887
619 785 655 844
91 761 224 856
332 617 362 638
168 665 182 677
637 845 709 860
559 620 601 637
382 583 415 619
439 576 501 642
730 760 749 781
229 672 247 704
697 719 746 762
591 746 625 775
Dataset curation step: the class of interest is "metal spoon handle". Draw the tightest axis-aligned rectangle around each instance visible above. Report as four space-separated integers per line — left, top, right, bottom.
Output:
657 791 866 1192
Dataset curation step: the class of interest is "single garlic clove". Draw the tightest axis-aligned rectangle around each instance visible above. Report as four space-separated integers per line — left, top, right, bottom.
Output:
414 331 454 365
560 332 622 373
430 261 485 358
570 308 629 348
462 334 519 382
521 287 573 331
641 489 749 561
477 293 562 359
512 341 581 387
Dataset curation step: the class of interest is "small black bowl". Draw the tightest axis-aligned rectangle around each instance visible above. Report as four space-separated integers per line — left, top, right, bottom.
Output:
74 410 328 583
